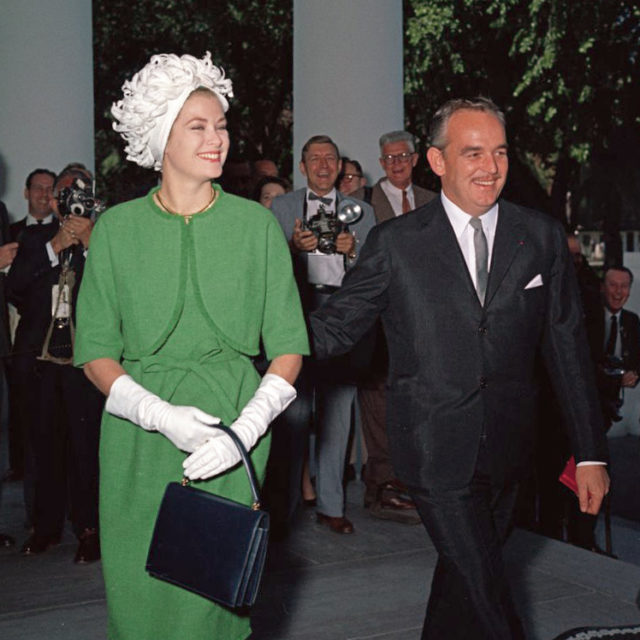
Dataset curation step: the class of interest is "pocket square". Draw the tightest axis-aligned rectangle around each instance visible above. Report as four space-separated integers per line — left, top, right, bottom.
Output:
524 274 543 289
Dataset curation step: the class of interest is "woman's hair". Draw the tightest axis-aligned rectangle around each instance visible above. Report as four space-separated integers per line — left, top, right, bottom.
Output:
252 176 291 203
111 52 233 171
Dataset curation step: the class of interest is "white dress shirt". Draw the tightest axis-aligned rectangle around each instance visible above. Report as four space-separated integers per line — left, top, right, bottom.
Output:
441 191 498 290
380 179 415 216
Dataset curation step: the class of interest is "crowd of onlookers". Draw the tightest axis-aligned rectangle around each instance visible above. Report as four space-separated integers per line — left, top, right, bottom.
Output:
0 128 636 562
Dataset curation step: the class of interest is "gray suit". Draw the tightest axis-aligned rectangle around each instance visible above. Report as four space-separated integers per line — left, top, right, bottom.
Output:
271 188 376 517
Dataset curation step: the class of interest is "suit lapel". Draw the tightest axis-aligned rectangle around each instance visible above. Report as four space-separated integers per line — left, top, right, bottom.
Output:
484 201 528 307
420 200 479 302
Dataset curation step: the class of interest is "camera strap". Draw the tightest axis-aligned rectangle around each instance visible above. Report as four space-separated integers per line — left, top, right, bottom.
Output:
38 261 76 366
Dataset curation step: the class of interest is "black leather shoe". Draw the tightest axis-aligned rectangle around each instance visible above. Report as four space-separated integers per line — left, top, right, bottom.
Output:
74 528 100 564
21 533 61 555
0 533 15 547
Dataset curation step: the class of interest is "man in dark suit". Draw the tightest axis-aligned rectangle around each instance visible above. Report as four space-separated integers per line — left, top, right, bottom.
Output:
5 168 56 488
270 135 376 535
0 198 19 547
310 98 609 639
351 131 436 521
7 167 103 563
586 266 640 428
10 169 56 242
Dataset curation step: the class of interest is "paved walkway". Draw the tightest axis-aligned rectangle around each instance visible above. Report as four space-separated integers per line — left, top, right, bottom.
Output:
1 479 640 640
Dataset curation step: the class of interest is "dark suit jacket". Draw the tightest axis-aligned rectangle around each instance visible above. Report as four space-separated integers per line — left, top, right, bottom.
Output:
352 179 436 223
7 220 86 361
9 218 27 243
586 306 640 372
311 196 607 491
585 305 640 427
0 201 12 358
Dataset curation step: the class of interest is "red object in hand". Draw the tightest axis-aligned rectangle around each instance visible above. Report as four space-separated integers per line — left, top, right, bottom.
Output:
559 456 578 496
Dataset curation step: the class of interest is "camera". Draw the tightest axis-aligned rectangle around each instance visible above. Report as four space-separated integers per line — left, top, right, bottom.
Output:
306 204 340 254
305 198 363 255
57 177 104 219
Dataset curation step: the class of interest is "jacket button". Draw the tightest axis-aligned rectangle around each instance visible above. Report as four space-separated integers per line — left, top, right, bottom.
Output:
479 377 487 389
478 326 487 335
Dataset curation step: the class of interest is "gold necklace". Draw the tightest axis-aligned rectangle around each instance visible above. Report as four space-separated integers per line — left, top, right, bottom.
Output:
155 187 218 225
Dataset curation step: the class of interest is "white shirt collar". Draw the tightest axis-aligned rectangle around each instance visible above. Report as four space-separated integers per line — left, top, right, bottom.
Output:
26 213 54 226
306 187 336 203
381 179 413 198
440 191 499 239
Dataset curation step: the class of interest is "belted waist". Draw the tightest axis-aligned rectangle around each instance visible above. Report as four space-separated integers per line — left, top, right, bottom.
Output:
122 346 245 417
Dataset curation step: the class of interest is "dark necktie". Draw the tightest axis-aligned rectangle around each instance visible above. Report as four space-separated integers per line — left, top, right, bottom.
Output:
37 220 43 225
469 217 488 305
605 315 618 356
402 189 410 214
308 192 332 206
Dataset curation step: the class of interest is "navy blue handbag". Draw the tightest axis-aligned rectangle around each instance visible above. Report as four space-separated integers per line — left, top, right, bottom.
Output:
146 424 270 608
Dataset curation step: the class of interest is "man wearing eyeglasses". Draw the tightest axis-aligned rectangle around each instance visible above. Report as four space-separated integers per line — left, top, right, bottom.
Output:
337 158 367 196
351 131 436 523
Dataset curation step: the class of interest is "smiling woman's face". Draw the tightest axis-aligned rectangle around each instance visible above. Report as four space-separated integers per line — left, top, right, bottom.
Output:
162 90 230 182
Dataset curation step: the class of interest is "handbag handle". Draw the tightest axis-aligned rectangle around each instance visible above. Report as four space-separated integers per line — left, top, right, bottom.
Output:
182 423 263 510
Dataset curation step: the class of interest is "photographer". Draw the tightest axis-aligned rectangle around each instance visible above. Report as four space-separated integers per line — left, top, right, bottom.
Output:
271 135 375 534
7 166 104 563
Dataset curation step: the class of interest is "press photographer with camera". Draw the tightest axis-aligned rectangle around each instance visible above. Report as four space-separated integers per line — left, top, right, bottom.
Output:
271 135 375 534
7 166 104 563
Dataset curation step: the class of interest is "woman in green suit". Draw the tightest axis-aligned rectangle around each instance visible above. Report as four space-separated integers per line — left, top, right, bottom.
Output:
74 52 308 640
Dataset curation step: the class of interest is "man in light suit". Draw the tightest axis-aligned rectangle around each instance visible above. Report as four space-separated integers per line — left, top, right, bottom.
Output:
310 98 609 638
271 135 375 534
351 131 436 521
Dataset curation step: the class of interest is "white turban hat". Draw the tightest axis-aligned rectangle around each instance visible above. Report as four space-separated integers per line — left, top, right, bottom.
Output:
111 52 233 171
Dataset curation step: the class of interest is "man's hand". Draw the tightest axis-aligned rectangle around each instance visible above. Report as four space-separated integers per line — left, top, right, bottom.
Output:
335 231 355 256
0 242 19 269
50 225 77 254
575 464 610 515
621 370 638 387
292 218 318 252
63 215 94 249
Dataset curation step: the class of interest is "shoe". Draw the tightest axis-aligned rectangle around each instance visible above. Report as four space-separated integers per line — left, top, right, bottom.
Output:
21 532 61 555
369 481 422 525
0 533 15 547
370 499 422 525
74 528 101 564
316 513 354 534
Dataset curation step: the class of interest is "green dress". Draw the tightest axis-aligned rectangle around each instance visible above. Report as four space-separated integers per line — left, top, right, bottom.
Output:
74 186 309 640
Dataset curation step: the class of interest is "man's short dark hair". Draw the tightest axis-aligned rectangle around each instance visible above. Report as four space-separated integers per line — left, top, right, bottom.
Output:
603 266 634 285
340 157 363 175
25 168 56 189
429 97 506 150
300 135 340 164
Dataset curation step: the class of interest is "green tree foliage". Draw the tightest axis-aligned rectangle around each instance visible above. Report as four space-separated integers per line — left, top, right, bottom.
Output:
93 0 292 203
404 0 640 229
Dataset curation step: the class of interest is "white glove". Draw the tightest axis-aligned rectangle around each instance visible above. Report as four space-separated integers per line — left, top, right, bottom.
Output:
183 373 296 480
106 374 220 453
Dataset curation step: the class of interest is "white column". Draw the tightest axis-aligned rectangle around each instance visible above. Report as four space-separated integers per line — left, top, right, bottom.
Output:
0 1 95 221
293 0 403 188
